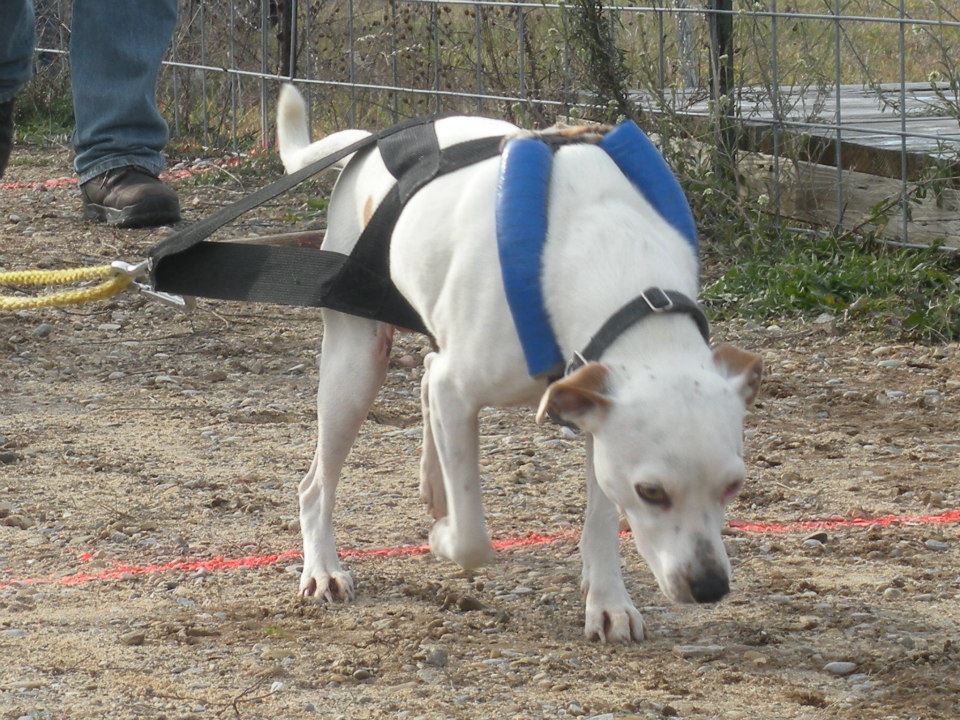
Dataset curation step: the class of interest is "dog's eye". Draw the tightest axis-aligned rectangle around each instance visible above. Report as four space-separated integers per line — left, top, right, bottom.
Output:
722 480 743 504
635 483 671 509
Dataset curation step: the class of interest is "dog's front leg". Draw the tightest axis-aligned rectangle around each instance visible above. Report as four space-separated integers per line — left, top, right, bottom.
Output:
580 435 645 643
425 354 495 570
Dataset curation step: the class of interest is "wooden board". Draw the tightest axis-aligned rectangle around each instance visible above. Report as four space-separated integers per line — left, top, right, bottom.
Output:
742 153 960 247
642 82 960 181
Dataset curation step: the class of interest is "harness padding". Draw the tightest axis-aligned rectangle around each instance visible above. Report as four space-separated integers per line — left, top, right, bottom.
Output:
495 138 561 378
598 121 698 251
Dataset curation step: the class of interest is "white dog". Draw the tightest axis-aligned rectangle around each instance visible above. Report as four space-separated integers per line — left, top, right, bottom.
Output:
277 84 761 643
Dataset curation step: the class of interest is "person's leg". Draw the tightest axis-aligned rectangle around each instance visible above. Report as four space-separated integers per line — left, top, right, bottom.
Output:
71 0 177 181
71 0 181 226
0 0 35 178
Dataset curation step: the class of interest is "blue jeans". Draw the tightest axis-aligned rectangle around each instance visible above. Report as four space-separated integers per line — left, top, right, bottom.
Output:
0 0 178 182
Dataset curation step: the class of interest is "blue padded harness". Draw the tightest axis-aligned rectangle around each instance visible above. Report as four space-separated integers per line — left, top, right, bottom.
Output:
495 120 699 378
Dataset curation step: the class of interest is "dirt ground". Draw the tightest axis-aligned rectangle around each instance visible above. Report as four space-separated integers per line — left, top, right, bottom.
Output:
1 144 959 720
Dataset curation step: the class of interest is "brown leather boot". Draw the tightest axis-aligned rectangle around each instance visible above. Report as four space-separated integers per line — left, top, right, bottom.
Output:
0 99 13 179
80 166 181 228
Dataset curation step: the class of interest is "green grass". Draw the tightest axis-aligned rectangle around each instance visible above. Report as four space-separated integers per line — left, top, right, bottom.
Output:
702 232 960 341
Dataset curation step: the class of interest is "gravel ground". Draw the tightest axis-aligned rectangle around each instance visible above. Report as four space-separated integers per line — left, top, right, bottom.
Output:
1 144 959 720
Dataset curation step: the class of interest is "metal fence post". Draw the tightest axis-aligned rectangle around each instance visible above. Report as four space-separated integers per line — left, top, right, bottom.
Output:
708 0 736 178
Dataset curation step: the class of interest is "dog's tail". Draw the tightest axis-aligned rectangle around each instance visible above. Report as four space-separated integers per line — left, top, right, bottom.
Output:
276 83 372 174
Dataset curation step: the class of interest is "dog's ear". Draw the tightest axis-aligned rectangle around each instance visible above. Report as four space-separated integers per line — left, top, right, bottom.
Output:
536 362 611 430
713 344 763 405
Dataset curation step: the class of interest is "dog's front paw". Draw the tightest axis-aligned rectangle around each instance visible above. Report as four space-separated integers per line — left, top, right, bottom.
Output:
583 588 645 643
429 517 494 571
300 568 355 603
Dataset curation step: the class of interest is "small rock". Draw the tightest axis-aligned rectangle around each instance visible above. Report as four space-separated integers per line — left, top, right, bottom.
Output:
97 322 121 332
672 644 724 659
660 705 680 717
13 679 44 690
813 312 833 325
457 596 484 612
884 390 906 400
805 531 828 543
31 324 53 339
260 647 293 660
269 681 284 693
8 213 22 223
1 515 31 529
424 647 449 668
120 631 146 646
2 628 27 638
352 668 373 680
803 539 824 549
925 539 949 551
512 586 534 595
877 359 903 369
824 661 857 676
883 587 904 600
743 650 769 666
0 451 21 464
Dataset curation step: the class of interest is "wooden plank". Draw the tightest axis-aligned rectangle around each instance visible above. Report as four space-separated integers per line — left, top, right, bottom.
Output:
642 82 960 180
742 153 960 248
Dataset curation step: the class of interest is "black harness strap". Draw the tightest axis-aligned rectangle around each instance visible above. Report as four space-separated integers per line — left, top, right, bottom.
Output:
326 134 504 331
148 115 443 329
147 111 503 334
565 287 710 375
150 115 436 265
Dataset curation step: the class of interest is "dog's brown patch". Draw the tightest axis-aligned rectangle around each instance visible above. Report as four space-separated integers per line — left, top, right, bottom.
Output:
554 124 612 139
362 196 375 227
713 344 764 404
535 362 611 425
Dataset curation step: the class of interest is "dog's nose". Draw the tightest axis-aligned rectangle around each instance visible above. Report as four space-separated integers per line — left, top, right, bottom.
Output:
689 569 729 603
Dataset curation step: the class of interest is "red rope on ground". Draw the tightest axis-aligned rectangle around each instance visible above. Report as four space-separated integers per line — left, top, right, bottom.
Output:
0 157 242 192
0 510 955 591
727 508 960 533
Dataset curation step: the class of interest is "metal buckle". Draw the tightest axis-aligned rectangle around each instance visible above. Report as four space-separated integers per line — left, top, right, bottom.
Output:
640 287 673 313
110 260 195 311
564 350 587 376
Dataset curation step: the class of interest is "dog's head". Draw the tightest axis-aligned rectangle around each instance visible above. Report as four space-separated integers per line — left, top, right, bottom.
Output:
537 345 762 604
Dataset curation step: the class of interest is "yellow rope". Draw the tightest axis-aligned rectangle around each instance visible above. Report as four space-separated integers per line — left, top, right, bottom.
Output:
0 265 133 311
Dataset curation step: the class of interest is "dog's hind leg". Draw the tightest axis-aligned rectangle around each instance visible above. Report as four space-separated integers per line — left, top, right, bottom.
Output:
418 352 447 519
580 435 645 643
298 311 392 601
425 354 495 570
